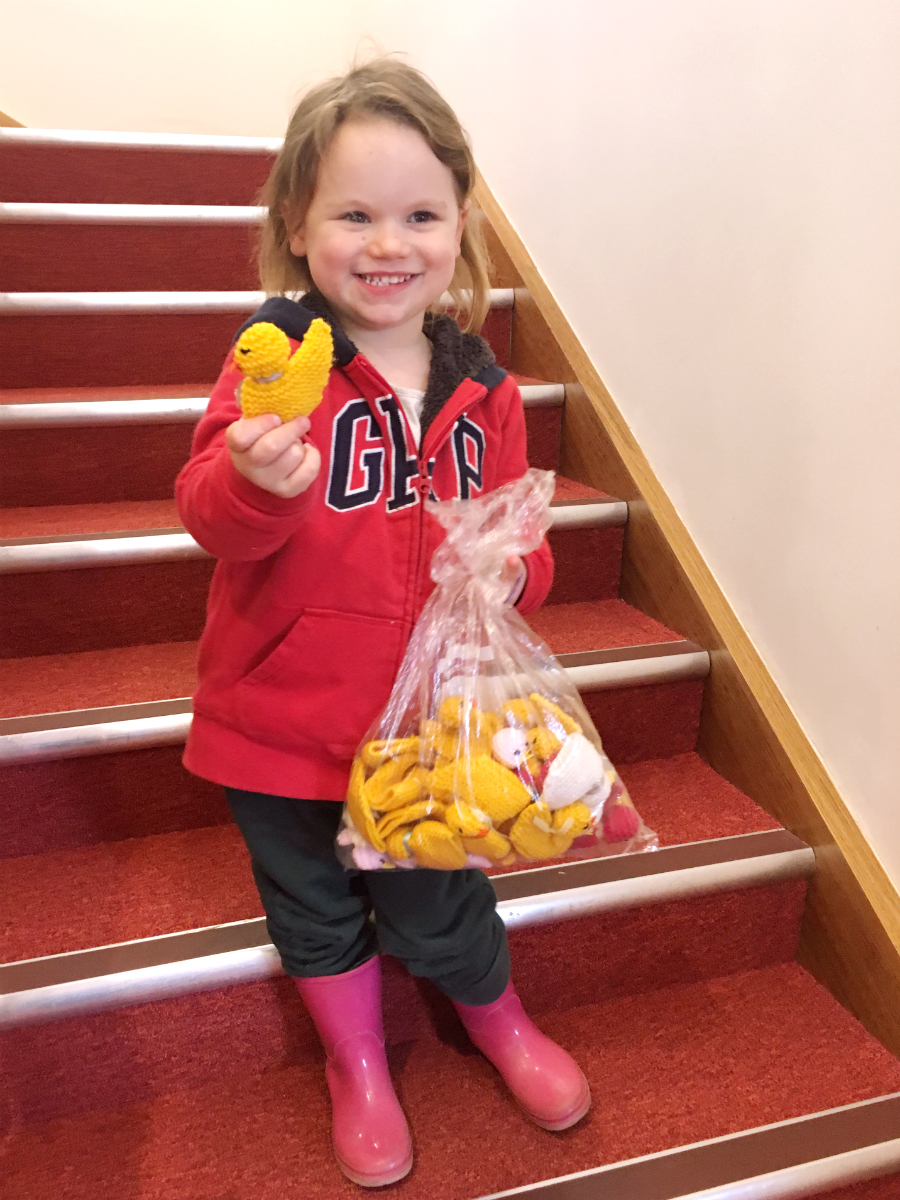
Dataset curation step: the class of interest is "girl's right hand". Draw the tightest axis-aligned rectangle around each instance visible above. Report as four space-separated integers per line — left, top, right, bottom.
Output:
226 413 321 498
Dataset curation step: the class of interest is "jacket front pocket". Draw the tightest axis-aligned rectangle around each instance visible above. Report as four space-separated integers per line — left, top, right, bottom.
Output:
234 608 407 762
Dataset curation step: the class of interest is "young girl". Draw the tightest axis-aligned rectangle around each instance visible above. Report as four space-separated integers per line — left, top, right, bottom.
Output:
176 57 590 1188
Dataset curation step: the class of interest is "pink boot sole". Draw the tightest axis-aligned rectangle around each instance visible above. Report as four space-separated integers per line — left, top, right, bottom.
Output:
335 1147 413 1188
525 1077 592 1131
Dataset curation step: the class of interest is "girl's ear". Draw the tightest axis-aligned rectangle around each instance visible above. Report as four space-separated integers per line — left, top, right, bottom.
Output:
288 227 307 257
282 202 307 256
455 202 470 254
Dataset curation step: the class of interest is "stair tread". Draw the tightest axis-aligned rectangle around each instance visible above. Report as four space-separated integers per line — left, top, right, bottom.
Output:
0 753 779 964
5 963 899 1199
529 599 683 655
0 599 677 721
0 640 198 718
0 478 609 540
0 371 554 406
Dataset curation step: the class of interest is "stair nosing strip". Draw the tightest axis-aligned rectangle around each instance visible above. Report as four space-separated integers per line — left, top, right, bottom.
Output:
0 530 210 572
0 127 284 151
0 287 515 315
0 202 264 224
473 1093 900 1199
0 499 626 562
0 831 812 1023
0 641 708 760
0 397 210 426
0 383 560 426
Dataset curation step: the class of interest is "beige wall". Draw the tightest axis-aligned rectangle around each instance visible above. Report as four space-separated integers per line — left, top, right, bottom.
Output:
6 2 900 884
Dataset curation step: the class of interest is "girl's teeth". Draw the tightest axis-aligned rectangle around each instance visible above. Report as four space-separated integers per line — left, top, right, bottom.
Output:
361 275 412 286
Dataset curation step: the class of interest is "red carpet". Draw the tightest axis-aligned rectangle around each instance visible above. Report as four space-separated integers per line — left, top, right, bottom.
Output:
0 640 198 717
584 678 704 763
3 913 808 1121
0 498 182 538
3 964 898 1199
0 746 229 860
0 143 275 205
545 524 623 604
0 601 682 711
0 308 512 390
0 752 783 959
0 476 603 539
1 558 217 657
2 421 198 506
1 221 260 292
529 598 683 652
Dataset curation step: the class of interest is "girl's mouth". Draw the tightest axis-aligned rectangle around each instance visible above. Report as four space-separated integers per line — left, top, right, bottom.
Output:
356 273 417 289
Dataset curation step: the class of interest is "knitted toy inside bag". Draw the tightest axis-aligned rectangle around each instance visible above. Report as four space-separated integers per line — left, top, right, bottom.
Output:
337 469 658 872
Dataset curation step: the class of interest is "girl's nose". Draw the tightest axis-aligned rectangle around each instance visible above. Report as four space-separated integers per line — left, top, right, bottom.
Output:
368 224 409 259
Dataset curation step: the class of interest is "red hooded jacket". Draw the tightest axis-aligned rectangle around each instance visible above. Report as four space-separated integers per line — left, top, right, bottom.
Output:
175 295 554 800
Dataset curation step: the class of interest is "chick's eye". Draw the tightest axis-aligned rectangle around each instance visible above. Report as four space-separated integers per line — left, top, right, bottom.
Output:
409 210 437 224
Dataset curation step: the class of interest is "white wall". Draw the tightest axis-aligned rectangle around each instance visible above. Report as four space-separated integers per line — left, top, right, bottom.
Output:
5 2 900 884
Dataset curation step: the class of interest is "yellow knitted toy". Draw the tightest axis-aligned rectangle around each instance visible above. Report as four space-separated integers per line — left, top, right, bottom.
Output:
235 319 333 422
510 800 592 860
346 692 607 869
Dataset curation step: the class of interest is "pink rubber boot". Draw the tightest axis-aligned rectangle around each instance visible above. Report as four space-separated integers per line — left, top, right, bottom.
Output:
453 981 591 1131
294 957 413 1187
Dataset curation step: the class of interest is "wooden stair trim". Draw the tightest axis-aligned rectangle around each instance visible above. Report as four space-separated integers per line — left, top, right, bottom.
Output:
474 175 900 1056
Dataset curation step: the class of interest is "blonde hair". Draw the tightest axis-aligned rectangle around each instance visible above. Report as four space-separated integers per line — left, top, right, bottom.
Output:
257 57 492 334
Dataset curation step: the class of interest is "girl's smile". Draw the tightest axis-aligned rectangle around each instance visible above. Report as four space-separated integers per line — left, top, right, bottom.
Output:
287 117 467 345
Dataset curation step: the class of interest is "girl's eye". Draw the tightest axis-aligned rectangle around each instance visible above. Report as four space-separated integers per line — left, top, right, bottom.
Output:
342 211 369 224
409 210 437 224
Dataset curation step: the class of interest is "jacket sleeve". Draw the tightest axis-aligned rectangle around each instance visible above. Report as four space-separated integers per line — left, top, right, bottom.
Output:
174 350 315 562
491 378 554 615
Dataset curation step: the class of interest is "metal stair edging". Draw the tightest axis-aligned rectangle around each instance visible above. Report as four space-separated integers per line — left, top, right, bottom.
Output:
0 384 564 428
0 831 813 1028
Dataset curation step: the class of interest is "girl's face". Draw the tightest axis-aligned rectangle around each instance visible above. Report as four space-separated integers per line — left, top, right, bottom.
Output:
288 117 467 340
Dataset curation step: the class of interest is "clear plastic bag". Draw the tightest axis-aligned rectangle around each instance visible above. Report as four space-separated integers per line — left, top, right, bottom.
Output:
337 468 657 871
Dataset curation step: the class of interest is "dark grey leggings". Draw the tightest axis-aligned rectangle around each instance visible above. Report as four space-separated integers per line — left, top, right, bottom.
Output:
226 788 510 1005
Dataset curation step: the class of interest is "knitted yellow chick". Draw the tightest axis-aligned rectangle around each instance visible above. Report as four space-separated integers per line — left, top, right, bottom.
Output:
235 318 333 422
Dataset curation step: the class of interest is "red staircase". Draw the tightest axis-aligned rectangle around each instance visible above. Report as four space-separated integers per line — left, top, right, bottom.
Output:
2 127 899 1199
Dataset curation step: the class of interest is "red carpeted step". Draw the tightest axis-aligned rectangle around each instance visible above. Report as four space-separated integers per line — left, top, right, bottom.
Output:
1 221 260 292
0 596 686 721
0 751 779 953
0 498 182 538
0 601 702 855
0 307 512 390
525 402 560 471
4 962 898 1200
0 311 258 391
0 143 275 204
0 640 197 717
0 557 217 658
0 524 625 658
0 476 605 543
1 418 197 507
0 746 228 861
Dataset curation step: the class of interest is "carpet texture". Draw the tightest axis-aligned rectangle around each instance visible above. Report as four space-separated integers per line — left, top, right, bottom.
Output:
0 144 275 205
1 558 217 657
1 222 260 292
3 965 899 1199
0 752 783 959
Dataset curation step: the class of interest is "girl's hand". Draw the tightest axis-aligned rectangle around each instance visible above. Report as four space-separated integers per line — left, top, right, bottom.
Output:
501 554 527 606
226 413 321 498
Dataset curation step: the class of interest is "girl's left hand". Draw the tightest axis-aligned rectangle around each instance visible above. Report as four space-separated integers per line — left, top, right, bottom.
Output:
501 554 527 605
